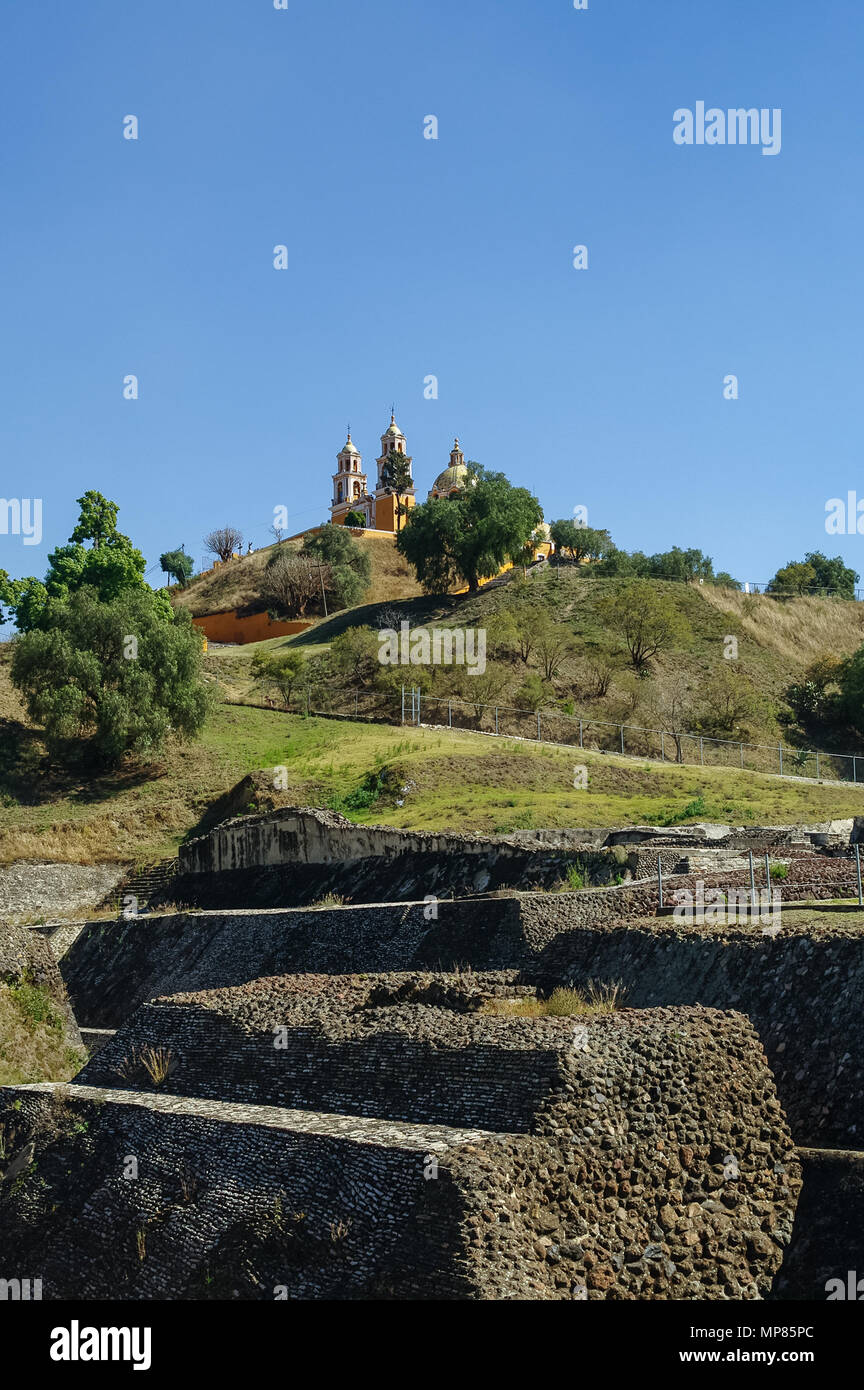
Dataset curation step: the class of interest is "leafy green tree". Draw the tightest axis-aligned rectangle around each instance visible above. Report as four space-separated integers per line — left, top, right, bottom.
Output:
328 627 380 684
802 551 858 599
647 547 715 583
1 493 146 631
10 588 210 766
303 526 372 609
549 521 613 564
513 671 553 711
713 572 742 590
396 467 542 593
597 581 692 673
836 647 864 735
160 548 195 588
251 650 306 706
69 491 120 547
768 561 818 596
343 510 366 528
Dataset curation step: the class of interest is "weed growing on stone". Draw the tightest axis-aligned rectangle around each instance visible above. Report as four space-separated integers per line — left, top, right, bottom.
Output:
480 981 625 1018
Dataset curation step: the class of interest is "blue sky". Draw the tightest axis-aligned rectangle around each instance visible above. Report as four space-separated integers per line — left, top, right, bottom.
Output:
1 0 863 609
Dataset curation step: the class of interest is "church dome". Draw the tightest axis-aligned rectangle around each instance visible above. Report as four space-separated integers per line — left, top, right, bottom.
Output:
341 435 359 454
432 462 469 492
384 414 403 437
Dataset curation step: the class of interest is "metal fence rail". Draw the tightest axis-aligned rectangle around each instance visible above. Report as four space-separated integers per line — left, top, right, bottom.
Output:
227 684 864 785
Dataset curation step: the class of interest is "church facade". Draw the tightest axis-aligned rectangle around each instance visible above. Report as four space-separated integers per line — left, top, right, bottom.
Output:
329 413 469 533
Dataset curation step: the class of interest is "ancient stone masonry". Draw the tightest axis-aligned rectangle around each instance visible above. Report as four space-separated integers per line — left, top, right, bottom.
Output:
0 992 800 1300
0 921 82 1054
6 813 864 1299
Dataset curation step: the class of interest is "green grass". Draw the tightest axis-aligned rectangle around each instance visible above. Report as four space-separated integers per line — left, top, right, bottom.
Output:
0 980 85 1086
3 701 864 866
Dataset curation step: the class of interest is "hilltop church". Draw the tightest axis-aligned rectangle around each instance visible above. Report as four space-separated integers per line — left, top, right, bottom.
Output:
329 413 469 533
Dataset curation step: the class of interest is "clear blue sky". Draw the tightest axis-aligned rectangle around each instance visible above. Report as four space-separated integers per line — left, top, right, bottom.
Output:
1 0 862 610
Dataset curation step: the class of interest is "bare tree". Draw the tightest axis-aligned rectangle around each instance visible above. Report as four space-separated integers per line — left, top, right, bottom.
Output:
264 548 328 617
204 526 244 563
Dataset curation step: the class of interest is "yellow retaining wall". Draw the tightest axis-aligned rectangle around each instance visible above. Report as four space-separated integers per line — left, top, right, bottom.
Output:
192 610 314 645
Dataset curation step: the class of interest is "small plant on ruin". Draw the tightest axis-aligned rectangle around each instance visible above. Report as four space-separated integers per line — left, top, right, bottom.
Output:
311 893 345 909
330 1218 352 1243
769 862 789 881
561 865 585 891
139 1046 176 1086
136 1228 147 1262
480 980 625 1019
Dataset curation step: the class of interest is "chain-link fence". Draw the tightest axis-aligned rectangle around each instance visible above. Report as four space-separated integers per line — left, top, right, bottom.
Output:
227 684 864 785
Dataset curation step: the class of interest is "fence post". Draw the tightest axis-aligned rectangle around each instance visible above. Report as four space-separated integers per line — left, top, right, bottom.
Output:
661 731 665 761
857 844 863 906
448 700 452 728
740 742 744 768
816 752 821 780
855 756 858 784
749 851 756 907
620 725 625 755
579 719 583 749
355 693 358 719
495 707 499 736
401 685 405 725
537 711 541 741
699 737 704 766
657 855 663 910
778 744 783 776
764 852 771 889
416 688 421 724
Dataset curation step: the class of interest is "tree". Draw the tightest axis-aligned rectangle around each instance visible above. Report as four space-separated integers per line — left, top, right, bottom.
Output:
836 646 864 735
1 493 146 632
647 547 715 584
69 491 120 547
264 549 325 618
513 671 552 712
379 452 414 531
160 548 195 588
803 551 858 599
768 561 818 596
251 650 305 707
597 581 691 673
713 572 742 590
343 510 366 529
532 612 575 681
691 664 765 739
303 526 371 609
204 527 243 563
549 521 613 564
328 627 380 684
396 467 543 593
10 587 210 767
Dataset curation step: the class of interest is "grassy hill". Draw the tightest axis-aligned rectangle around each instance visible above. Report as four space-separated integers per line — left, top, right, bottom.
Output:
204 567 864 750
2 691 864 868
3 572 864 868
172 529 422 619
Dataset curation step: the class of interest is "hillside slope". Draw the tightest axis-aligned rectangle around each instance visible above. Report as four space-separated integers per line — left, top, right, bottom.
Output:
172 530 422 618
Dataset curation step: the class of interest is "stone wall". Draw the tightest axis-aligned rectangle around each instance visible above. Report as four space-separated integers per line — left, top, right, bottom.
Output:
0 921 82 1052
0 1000 800 1300
0 861 125 923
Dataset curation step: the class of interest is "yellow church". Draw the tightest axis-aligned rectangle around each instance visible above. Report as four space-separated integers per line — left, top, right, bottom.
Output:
329 412 470 533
